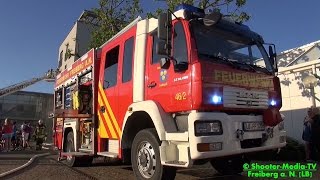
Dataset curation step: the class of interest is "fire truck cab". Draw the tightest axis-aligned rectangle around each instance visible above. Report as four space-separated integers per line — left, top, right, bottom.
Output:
53 4 286 179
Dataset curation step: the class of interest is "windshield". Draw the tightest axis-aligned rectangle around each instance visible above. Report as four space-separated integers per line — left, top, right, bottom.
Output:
191 21 273 73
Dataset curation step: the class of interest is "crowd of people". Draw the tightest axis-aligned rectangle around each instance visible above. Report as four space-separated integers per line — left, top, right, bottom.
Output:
302 106 320 162
0 118 47 152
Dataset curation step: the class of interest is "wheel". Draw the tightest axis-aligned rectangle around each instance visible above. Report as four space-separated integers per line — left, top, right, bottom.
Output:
210 155 249 175
64 131 92 167
131 128 176 180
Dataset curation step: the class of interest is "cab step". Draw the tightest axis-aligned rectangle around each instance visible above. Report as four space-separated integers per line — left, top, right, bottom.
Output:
78 148 92 153
97 152 118 158
61 152 90 157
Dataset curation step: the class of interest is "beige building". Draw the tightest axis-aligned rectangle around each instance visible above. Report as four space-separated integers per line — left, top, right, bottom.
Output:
277 40 320 142
58 10 98 71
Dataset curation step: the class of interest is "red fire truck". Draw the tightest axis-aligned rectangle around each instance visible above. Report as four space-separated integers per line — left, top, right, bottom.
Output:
53 4 286 179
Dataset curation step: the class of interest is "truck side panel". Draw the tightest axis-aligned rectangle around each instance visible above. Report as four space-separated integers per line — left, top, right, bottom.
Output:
97 26 137 153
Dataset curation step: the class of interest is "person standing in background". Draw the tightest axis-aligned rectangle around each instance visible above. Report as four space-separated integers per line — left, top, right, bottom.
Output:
26 122 33 149
310 107 320 161
2 118 13 152
34 120 47 150
302 108 313 161
0 121 3 151
21 121 29 149
11 121 17 150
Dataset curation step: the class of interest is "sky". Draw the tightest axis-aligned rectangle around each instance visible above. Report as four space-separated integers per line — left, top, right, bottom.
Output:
0 0 319 94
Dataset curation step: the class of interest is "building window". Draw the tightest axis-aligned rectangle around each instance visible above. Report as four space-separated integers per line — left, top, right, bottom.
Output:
122 37 134 83
65 43 70 61
104 46 119 89
59 50 63 62
65 64 67 70
58 50 63 69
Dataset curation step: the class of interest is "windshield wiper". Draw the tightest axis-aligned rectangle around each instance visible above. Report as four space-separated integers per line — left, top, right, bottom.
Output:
248 64 272 74
198 53 271 74
239 62 258 72
198 53 238 68
235 61 272 74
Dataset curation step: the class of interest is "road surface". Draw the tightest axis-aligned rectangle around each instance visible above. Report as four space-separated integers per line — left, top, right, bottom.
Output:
0 150 319 180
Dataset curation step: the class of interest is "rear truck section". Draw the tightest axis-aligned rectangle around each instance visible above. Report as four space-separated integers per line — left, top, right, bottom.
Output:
53 4 286 180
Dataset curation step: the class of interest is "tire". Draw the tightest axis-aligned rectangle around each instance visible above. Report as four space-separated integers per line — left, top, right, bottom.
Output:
210 155 249 175
131 128 176 180
64 131 93 167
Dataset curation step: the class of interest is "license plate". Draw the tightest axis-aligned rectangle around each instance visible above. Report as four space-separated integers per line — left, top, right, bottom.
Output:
243 121 265 131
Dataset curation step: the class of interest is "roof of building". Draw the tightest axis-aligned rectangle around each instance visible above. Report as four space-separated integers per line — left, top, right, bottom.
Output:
77 10 101 27
279 40 320 55
277 40 320 67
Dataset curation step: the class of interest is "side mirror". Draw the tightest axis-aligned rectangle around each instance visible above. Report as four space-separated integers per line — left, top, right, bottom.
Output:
158 11 172 57
174 62 188 72
269 45 278 72
158 12 172 41
268 46 274 65
156 40 170 56
160 58 170 69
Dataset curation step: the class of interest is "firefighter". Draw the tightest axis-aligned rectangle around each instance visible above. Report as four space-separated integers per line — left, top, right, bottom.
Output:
34 120 47 150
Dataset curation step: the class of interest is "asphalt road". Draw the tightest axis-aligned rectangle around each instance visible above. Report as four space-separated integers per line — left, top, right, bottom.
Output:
0 150 319 180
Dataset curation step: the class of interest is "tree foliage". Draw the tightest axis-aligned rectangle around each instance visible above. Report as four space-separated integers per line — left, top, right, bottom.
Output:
88 0 142 49
88 0 249 48
149 0 249 22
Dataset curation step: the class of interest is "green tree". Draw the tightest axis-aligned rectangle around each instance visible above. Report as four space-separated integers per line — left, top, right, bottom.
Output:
89 0 249 48
88 0 142 49
148 0 249 22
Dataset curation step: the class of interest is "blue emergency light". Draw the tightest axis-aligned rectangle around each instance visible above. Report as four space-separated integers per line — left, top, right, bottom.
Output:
175 4 204 13
175 4 205 18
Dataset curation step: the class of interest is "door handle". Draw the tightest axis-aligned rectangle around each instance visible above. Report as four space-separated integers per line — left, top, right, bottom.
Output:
147 81 157 88
100 106 106 113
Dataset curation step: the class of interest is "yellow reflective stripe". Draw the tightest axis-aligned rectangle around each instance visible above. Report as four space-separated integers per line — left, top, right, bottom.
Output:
98 83 121 137
97 93 109 138
98 90 118 139
97 109 109 138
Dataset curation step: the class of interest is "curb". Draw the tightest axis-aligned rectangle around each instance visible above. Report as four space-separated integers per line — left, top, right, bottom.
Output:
0 152 50 178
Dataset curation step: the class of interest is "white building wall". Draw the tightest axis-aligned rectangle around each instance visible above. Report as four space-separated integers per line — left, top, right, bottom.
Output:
58 23 78 71
276 40 320 143
278 69 319 142
58 18 96 71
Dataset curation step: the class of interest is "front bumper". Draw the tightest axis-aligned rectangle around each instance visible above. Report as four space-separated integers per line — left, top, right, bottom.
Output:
188 111 286 160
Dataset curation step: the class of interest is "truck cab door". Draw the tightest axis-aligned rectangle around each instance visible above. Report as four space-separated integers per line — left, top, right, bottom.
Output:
145 21 192 112
98 45 121 143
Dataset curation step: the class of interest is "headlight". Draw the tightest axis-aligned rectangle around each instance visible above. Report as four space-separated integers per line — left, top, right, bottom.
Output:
268 90 282 108
278 121 284 130
203 87 223 105
269 99 277 106
194 121 223 136
211 95 222 104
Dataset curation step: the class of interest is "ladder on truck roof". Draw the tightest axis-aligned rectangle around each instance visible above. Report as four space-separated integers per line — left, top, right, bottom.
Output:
0 69 57 98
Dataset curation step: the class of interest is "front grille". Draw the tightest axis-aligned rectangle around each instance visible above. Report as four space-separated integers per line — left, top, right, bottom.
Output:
240 138 262 149
223 87 268 109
